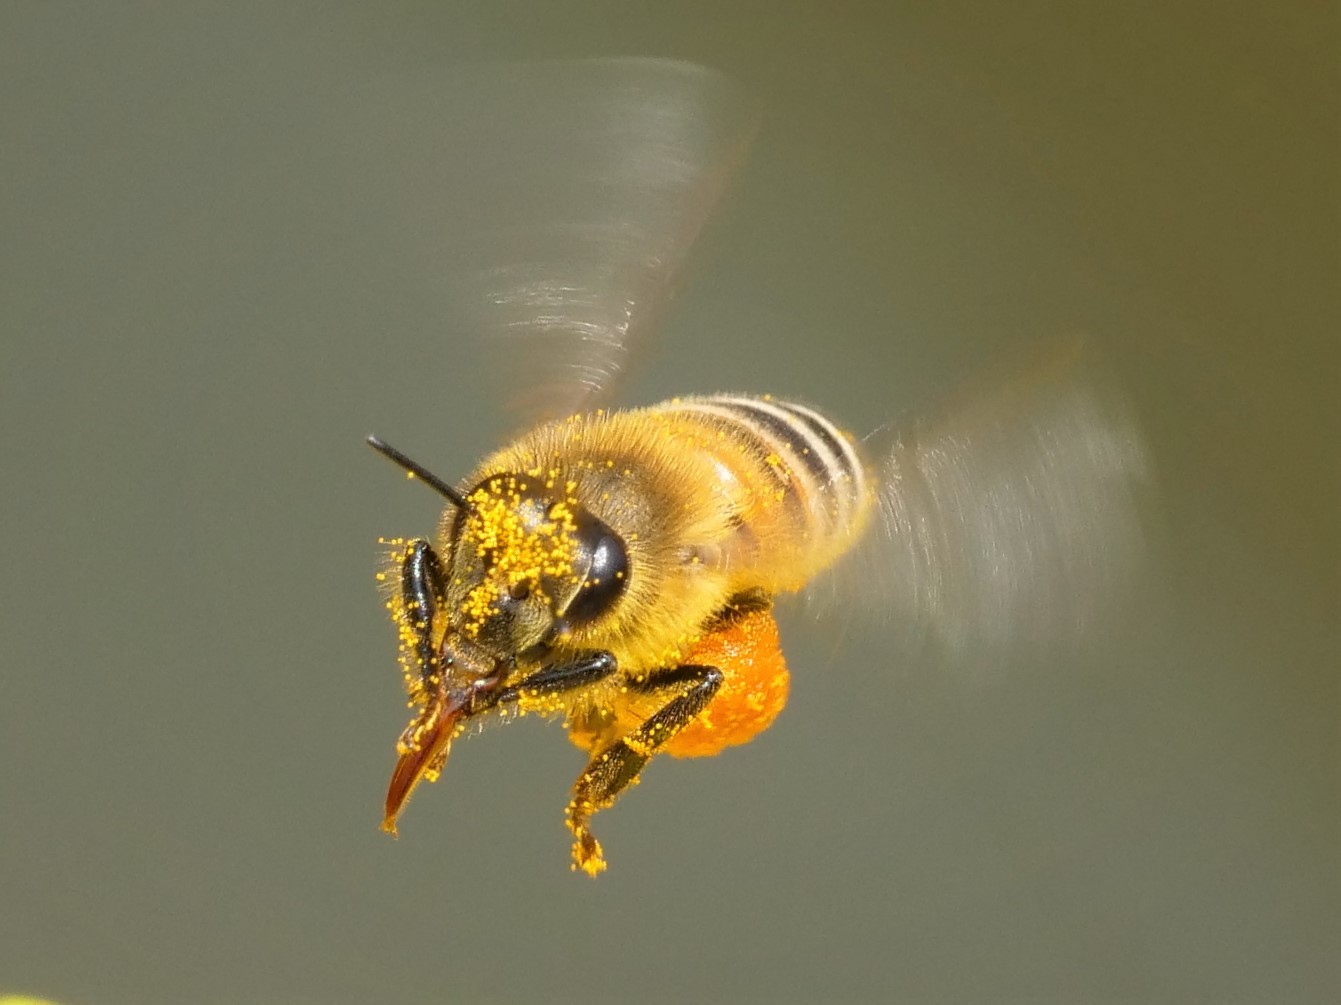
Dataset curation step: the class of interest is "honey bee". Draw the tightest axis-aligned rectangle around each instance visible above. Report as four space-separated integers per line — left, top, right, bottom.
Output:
364 59 1149 875
371 393 873 874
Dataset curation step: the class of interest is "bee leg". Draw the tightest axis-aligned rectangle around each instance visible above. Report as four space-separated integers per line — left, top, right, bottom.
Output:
490 651 618 706
400 540 446 678
565 663 723 876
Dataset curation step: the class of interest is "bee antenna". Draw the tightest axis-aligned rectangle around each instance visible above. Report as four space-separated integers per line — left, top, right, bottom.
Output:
367 435 472 512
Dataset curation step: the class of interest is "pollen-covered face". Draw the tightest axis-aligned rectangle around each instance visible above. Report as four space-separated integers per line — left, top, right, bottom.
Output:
444 472 629 664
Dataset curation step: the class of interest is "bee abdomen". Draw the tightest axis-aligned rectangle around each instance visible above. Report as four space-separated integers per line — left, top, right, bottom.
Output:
654 394 872 582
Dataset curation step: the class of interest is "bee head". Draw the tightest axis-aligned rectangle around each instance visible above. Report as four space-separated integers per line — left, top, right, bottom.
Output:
447 472 629 660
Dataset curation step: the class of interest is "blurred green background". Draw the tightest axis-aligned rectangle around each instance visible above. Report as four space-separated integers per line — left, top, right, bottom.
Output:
2 2 1335 1003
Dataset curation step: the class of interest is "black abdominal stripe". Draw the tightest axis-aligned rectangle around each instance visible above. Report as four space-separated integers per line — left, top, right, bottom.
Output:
657 394 869 541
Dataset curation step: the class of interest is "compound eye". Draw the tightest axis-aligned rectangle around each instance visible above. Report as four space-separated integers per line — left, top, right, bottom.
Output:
564 514 629 625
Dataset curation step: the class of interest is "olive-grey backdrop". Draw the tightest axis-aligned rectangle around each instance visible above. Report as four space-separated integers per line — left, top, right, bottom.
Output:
2 3 1334 1003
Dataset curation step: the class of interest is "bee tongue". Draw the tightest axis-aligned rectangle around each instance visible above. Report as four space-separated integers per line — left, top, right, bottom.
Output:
381 687 469 835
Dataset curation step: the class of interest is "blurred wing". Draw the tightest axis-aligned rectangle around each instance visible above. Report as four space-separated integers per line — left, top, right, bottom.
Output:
812 338 1156 661
354 58 755 424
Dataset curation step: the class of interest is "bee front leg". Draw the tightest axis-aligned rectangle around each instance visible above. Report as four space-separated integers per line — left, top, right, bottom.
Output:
400 539 446 679
566 663 724 877
490 651 618 707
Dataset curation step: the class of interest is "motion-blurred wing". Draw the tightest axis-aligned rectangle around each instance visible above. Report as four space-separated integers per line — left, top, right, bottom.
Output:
355 58 755 425
818 339 1155 660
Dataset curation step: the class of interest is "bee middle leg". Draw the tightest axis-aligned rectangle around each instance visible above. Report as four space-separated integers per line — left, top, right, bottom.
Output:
566 663 723 876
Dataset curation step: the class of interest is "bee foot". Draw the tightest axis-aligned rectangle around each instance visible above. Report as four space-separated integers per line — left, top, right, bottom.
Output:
568 824 607 877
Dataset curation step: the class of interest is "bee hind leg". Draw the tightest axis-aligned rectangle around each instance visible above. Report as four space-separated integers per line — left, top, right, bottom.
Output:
565 663 723 877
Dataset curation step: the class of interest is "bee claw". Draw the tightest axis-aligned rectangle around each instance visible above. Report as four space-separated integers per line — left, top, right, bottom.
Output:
571 830 607 877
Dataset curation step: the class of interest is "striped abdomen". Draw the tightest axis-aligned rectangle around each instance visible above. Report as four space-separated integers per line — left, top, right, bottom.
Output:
646 393 875 593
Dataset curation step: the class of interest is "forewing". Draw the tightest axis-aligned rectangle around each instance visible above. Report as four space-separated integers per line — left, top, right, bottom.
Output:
352 58 756 424
812 338 1156 662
